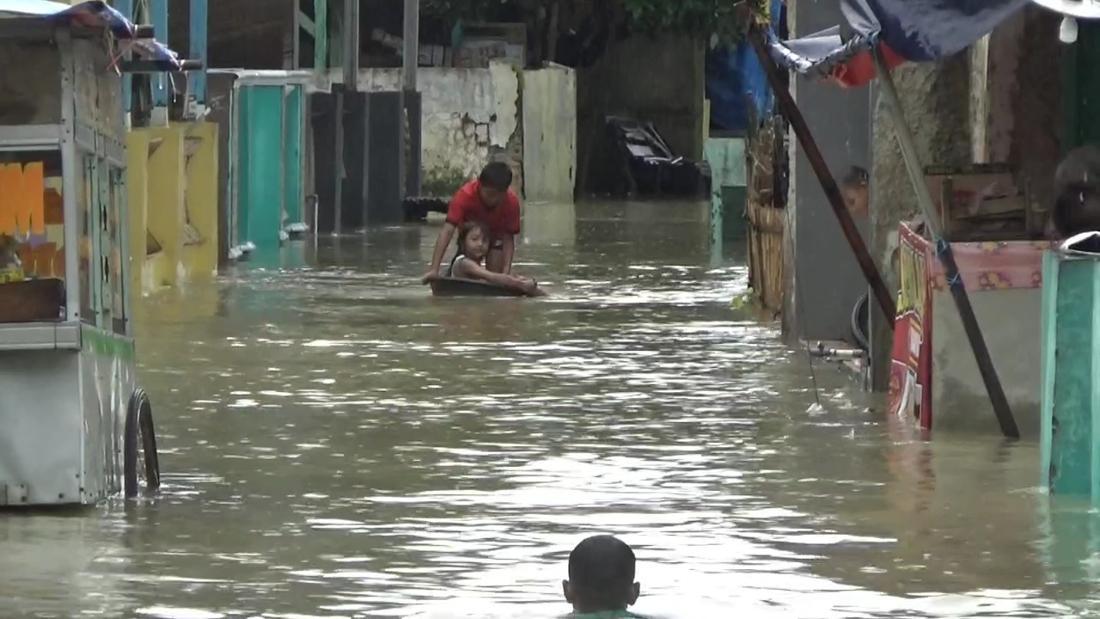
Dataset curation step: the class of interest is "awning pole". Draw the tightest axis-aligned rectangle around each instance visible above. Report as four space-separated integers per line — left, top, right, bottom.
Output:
871 47 1020 439
748 30 897 321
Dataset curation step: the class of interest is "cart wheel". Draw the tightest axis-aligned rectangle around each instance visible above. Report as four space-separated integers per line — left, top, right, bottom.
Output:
125 389 161 498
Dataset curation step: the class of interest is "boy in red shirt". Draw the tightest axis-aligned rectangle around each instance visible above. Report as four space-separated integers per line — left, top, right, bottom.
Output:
421 162 521 282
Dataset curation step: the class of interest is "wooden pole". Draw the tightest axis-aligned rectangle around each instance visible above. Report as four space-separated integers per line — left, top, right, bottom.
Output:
748 30 897 321
871 48 1019 439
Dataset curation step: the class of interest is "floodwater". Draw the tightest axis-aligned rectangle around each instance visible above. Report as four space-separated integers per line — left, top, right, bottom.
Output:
1 202 1099 618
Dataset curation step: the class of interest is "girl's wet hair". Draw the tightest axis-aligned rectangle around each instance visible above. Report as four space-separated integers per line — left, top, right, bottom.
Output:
456 219 490 255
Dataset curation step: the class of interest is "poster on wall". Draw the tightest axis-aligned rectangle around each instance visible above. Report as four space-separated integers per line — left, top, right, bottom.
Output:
888 223 933 427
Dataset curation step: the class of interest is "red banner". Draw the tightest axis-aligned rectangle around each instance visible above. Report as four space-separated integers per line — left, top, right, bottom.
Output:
888 225 933 427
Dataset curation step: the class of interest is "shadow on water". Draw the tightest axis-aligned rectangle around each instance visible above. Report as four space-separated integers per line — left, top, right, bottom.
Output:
1 201 1098 617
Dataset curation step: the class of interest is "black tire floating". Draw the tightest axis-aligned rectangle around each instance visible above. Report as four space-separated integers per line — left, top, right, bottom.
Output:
125 388 161 498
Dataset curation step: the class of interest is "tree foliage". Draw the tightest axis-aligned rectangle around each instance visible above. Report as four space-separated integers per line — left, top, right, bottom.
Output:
620 0 755 44
422 0 766 44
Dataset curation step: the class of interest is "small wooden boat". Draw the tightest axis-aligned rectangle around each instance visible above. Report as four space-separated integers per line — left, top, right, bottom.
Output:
430 277 530 298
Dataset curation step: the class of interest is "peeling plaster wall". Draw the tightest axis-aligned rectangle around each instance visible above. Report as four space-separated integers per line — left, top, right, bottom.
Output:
354 64 522 195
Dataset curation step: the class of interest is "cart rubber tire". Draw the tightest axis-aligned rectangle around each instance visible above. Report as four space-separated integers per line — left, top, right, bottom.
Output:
125 389 161 498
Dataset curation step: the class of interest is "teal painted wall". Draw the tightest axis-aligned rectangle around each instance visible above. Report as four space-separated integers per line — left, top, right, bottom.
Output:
1042 251 1100 499
705 137 747 254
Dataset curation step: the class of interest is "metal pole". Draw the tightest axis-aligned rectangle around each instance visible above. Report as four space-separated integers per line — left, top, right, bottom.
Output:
150 0 169 123
402 0 421 197
189 0 207 108
871 48 1019 439
748 30 897 320
334 91 344 236
402 0 419 92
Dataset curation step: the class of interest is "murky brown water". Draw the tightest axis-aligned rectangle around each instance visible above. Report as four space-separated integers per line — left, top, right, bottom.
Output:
1 202 1097 618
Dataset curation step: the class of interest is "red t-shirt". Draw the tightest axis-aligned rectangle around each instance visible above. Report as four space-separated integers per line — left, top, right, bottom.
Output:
445 179 521 239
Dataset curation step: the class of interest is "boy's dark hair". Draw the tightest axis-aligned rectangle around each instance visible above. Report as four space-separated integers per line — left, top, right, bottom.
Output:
568 535 636 610
479 162 513 191
842 165 869 188
456 219 489 255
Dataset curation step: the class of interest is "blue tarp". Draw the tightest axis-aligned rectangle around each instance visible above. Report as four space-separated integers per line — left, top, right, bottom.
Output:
706 0 784 133
849 0 1027 61
769 0 1029 79
0 0 183 71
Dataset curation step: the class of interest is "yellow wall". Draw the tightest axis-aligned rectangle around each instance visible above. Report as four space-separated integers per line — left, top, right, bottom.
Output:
145 125 185 290
126 130 149 295
182 122 219 280
127 122 219 296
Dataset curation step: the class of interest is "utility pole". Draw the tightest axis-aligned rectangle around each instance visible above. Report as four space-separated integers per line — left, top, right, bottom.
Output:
402 0 421 197
334 0 360 235
402 0 418 93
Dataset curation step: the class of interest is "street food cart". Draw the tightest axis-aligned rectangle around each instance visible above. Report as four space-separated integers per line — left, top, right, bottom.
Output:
0 2 189 506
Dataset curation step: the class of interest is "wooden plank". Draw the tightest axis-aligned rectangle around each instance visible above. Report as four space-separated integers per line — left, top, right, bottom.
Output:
0 279 65 323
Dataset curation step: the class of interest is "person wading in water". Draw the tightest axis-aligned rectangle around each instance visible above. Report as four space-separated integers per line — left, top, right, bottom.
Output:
563 536 644 618
422 162 522 284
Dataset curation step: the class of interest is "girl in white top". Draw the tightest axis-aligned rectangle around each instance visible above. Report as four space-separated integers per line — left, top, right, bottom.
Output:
448 220 544 297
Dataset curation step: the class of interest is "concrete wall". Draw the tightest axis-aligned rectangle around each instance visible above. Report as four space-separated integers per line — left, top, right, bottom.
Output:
523 64 577 203
350 66 519 195
786 0 872 344
931 288 1043 439
346 63 576 203
576 34 706 195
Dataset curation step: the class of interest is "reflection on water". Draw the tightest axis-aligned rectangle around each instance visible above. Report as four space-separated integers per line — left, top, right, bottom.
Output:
0 202 1097 617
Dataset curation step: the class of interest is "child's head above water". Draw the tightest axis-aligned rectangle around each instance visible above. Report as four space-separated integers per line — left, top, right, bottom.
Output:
841 165 869 218
457 219 490 262
563 535 640 613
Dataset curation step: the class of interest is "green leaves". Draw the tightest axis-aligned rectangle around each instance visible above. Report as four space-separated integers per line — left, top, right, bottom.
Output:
420 0 765 48
622 0 751 44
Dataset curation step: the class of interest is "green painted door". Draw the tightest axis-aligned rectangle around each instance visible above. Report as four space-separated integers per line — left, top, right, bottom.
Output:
238 85 285 246
1041 250 1100 501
